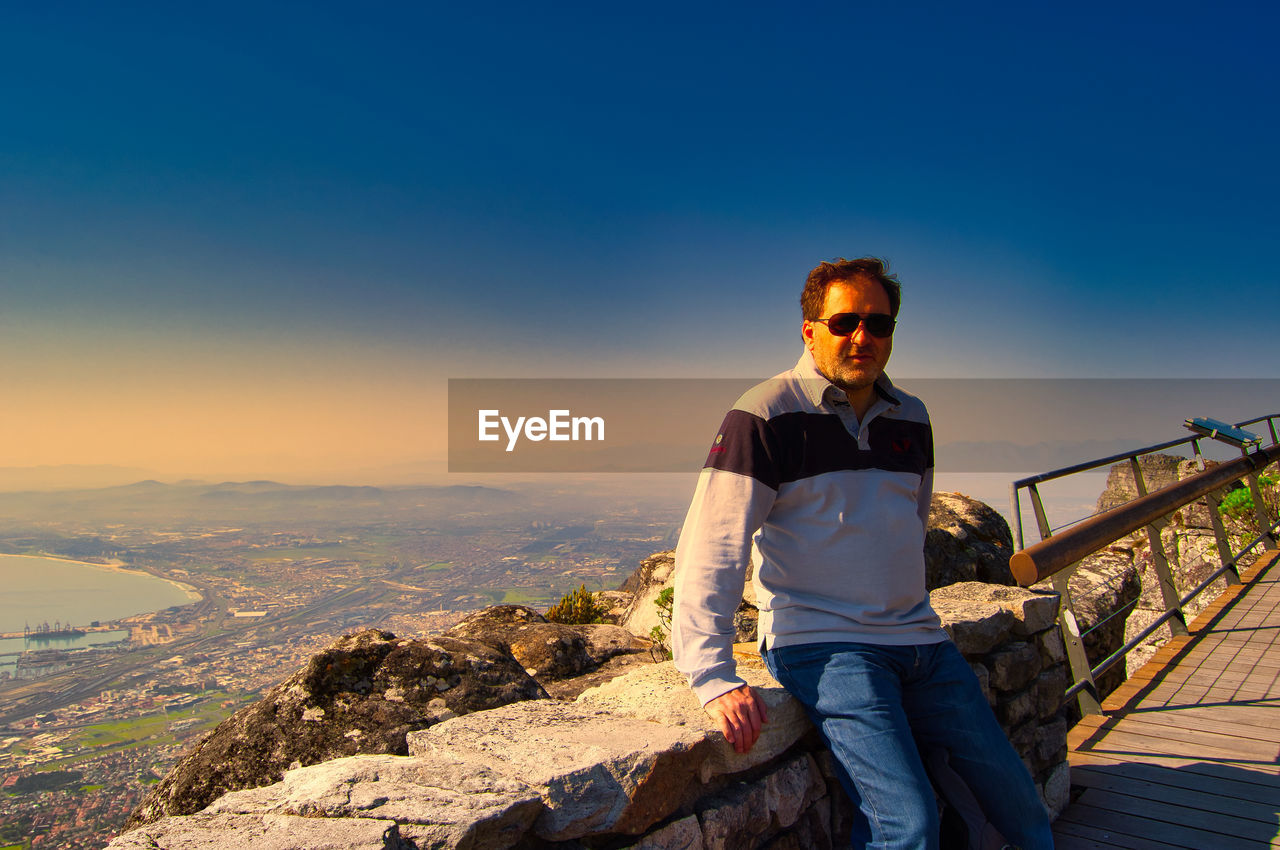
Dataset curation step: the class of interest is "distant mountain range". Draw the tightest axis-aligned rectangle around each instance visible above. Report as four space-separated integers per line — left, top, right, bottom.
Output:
0 465 157 492
0 478 520 526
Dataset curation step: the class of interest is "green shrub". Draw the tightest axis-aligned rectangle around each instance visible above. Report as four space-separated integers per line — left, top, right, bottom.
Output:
1216 467 1280 539
546 585 606 624
1219 486 1255 519
649 587 675 660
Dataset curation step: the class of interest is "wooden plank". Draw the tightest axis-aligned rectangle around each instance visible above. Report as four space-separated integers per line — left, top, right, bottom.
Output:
1069 786 1276 843
1165 647 1280 670
1148 641 1278 665
1117 706 1280 743
1135 691 1280 713
1072 725 1280 770
1137 684 1280 707
1053 819 1186 849
1141 675 1280 698
1138 647 1280 669
1244 548 1279 572
1140 669 1280 690
1132 664 1280 686
1068 751 1280 806
1194 632 1280 649
1051 834 1132 850
1071 764 1280 823
1136 681 1280 704
1122 703 1280 731
1055 802 1264 850
1132 664 1280 690
1141 665 1280 686
1072 713 1280 760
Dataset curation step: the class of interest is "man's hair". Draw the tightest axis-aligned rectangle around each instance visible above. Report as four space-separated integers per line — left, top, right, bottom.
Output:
800 257 902 320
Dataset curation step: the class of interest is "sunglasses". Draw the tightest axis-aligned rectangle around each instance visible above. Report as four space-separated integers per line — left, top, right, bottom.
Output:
813 312 896 338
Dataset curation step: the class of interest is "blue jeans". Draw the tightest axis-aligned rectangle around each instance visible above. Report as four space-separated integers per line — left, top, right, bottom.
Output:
763 641 1054 850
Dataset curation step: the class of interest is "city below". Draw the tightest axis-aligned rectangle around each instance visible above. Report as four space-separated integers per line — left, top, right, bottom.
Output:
0 477 688 850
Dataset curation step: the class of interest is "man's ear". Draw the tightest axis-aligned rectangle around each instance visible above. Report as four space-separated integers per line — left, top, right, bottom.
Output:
801 320 816 350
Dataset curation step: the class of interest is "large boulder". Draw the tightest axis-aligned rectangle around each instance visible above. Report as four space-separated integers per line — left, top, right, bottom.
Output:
925 492 1017 589
445 605 632 680
125 629 547 829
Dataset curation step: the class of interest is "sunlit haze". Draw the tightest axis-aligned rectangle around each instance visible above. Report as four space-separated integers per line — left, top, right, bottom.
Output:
3 4 1277 483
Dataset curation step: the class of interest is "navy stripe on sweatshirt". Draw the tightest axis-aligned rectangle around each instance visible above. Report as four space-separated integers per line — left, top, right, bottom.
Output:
704 409 931 487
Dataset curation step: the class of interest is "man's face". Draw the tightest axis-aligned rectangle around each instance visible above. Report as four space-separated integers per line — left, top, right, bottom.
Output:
802 277 893 395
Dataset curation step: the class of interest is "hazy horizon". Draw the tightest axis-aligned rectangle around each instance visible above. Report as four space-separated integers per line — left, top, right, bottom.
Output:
4 5 1276 480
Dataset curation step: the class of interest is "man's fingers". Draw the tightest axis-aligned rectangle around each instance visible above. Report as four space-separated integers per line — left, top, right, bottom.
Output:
715 713 737 744
707 686 767 753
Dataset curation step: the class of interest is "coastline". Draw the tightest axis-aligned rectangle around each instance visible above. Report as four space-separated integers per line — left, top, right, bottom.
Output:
0 552 202 601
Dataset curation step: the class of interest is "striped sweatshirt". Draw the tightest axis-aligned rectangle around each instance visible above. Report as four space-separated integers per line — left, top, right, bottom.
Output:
672 350 946 706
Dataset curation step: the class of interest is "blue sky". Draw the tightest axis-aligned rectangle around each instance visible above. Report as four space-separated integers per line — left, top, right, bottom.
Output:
2 2 1276 477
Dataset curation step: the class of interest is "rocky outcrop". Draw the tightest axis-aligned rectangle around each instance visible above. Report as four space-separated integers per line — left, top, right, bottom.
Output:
618 551 678 642
1095 453 1183 512
125 630 548 828
926 492 1017 588
111 812 406 849
443 604 648 694
446 605 593 680
207 753 542 849
113 584 1070 849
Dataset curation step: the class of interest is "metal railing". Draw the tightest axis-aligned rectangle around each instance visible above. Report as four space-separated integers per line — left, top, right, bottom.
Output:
1007 414 1280 715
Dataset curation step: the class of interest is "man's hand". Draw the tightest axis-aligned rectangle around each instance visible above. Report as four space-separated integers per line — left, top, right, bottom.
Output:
705 684 768 754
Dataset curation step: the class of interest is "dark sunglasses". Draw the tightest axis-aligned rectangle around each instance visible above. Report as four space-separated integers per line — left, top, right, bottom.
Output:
813 312 896 338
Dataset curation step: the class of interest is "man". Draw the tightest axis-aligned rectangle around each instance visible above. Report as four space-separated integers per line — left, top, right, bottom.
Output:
672 258 1052 849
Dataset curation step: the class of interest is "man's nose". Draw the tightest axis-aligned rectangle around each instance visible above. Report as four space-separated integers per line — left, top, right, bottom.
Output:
849 323 875 344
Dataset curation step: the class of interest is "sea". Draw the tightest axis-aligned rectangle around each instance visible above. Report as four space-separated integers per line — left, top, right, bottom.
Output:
0 555 200 677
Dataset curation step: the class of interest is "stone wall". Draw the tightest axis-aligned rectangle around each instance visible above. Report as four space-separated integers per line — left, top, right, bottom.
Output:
109 583 1068 850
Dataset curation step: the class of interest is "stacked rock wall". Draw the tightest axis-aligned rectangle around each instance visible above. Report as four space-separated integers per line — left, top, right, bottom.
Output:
111 583 1068 849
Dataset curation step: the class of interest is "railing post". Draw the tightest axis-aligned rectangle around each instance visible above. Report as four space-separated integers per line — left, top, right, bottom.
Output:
1190 441 1240 585
1029 484 1052 541
1032 483 1104 714
1204 489 1242 585
1010 482 1025 551
1052 570 1103 716
1130 458 1190 638
1242 446 1276 550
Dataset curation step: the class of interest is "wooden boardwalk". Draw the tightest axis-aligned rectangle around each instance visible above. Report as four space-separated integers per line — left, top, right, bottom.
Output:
1053 548 1280 849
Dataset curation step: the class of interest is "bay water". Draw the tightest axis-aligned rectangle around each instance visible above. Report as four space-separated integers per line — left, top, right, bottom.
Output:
0 555 200 675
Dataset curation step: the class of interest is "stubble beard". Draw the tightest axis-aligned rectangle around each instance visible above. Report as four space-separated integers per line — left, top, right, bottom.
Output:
816 353 881 395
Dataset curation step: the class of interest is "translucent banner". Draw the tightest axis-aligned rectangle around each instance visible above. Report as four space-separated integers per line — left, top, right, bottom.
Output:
448 378 1280 473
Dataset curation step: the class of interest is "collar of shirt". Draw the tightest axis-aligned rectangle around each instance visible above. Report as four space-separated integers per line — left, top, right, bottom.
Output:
793 349 902 412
